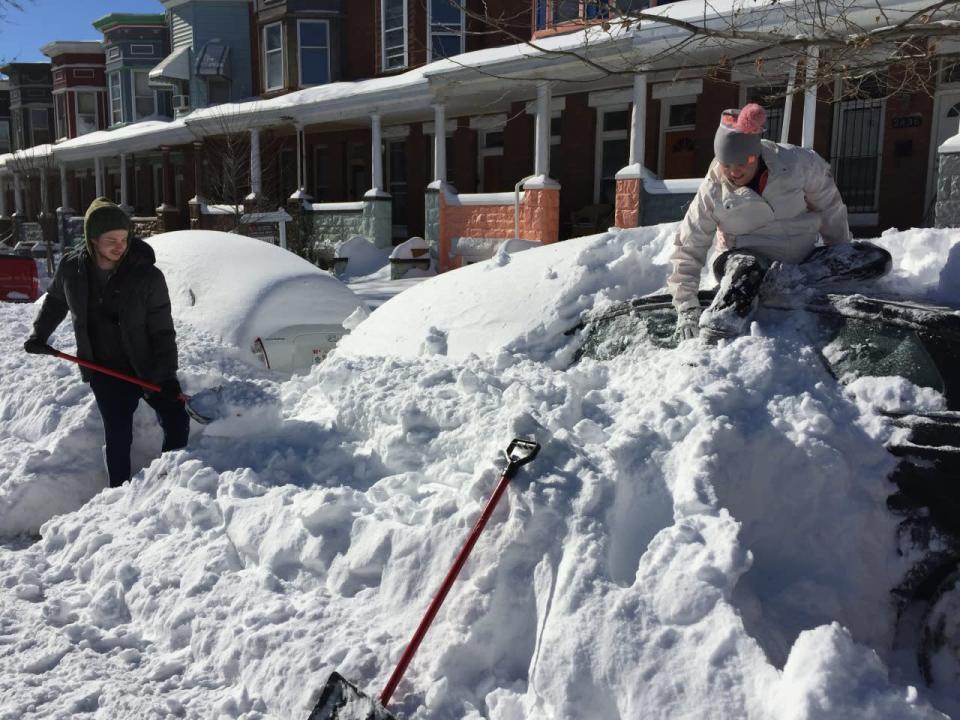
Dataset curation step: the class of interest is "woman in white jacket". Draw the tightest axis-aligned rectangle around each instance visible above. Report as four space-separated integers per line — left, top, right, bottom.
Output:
668 103 891 342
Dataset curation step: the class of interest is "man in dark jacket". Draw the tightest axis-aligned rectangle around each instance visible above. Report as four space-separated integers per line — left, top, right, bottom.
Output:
23 197 189 487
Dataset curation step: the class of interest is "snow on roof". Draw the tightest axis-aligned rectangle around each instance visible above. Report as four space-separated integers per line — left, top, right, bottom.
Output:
146 230 367 351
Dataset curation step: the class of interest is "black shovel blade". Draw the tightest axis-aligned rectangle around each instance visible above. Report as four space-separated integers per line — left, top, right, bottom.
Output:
308 672 398 720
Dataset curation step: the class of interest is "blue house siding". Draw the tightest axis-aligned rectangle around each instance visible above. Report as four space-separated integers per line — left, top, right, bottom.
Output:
167 1 254 107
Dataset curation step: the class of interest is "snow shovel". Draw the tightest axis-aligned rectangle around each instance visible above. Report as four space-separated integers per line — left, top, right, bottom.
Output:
308 438 542 720
51 349 221 425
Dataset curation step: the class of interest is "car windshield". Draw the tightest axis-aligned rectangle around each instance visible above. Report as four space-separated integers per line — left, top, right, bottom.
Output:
577 301 949 398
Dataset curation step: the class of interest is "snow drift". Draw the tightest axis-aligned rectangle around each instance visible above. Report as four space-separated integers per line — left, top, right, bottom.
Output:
0 225 958 719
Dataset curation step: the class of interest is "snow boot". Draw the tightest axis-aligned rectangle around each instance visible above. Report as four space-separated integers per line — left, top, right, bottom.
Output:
700 251 771 343
796 241 892 288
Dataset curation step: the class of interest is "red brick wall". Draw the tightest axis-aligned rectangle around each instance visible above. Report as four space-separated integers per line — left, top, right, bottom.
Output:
879 90 935 230
692 75 740 175
503 100 535 188
452 120 477 193
407 124 427 237
348 1 376 79
554 91 596 237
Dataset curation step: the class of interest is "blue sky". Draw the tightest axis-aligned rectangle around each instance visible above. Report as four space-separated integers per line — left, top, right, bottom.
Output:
1 0 164 63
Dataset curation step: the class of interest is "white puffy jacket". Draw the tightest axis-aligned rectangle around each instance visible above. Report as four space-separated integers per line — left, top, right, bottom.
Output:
667 140 851 311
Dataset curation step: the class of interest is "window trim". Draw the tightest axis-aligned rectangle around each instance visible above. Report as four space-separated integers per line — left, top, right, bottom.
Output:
55 93 69 141
130 44 154 56
595 103 630 203
109 71 123 126
263 21 285 92
427 0 465 62
297 18 331 88
381 0 408 72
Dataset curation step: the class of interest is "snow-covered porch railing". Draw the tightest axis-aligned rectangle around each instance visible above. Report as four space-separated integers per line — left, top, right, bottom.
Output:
614 164 700 229
298 196 392 265
427 177 559 272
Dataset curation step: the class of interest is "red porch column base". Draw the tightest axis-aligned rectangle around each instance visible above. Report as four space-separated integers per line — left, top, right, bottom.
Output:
615 177 641 229
520 186 560 244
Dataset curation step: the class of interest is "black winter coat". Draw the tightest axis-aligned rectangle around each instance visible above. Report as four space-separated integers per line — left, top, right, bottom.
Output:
30 238 179 384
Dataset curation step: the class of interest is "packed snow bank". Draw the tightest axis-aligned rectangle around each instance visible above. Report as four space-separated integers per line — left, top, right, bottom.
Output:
341 226 960 363
1 224 958 719
148 230 368 352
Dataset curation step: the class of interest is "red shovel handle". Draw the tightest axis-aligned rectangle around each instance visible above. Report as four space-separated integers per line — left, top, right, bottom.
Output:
378 439 540 706
53 350 190 402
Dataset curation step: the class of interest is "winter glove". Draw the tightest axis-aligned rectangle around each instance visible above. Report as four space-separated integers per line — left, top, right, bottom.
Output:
674 307 702 342
159 378 183 403
23 337 57 355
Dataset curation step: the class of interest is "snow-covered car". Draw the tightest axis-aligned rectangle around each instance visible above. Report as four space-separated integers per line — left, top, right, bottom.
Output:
148 230 368 372
575 288 960 685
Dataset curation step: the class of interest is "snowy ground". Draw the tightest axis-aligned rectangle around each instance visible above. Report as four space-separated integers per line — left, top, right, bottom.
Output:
0 224 958 719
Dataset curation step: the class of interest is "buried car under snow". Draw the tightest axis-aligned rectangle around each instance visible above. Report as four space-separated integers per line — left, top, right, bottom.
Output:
575 289 960 688
148 230 368 372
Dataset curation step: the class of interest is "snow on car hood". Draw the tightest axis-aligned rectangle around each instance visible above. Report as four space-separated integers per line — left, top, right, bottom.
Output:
148 231 367 350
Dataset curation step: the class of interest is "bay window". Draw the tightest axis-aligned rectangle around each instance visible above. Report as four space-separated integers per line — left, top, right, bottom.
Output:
298 20 330 86
382 0 407 71
428 0 464 60
264 22 284 91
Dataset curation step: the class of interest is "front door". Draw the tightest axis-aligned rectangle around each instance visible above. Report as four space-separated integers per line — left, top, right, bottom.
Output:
663 130 697 179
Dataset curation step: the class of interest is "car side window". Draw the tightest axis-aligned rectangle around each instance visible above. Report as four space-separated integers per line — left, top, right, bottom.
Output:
822 318 945 394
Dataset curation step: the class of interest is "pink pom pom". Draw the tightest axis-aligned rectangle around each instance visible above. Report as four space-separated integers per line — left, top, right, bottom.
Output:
735 103 767 134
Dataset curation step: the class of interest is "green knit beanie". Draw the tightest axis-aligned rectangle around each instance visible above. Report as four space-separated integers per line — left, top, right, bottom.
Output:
84 197 131 255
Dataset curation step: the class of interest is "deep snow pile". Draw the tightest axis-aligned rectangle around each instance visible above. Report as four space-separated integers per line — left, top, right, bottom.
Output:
0 225 958 719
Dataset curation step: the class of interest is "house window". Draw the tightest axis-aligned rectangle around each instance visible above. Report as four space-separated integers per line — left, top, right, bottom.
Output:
133 71 155 120
76 92 98 135
31 108 51 145
55 94 69 140
263 22 284 91
109 72 123 125
428 0 464 60
553 0 581 23
75 69 95 80
298 19 330 86
130 44 154 55
108 47 121 60
382 0 407 71
595 106 630 204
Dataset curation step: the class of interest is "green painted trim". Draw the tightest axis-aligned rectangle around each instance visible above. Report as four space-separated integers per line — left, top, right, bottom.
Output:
92 13 167 31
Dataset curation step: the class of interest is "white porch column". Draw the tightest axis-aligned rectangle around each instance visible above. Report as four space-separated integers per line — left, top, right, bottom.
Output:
290 124 307 199
119 153 130 211
534 82 551 177
58 164 71 212
629 73 648 166
781 59 798 145
370 113 383 192
94 157 104 197
248 127 262 199
13 173 24 215
39 167 50 214
802 46 819 149
433 103 446 183
0 175 8 218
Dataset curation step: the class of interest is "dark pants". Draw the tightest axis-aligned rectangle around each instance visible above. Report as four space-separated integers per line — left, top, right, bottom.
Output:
90 373 190 487
702 241 893 339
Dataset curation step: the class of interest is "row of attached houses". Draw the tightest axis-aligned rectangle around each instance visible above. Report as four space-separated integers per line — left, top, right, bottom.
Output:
1 0 960 272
